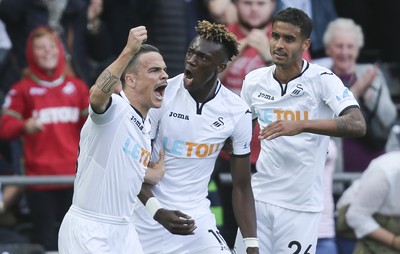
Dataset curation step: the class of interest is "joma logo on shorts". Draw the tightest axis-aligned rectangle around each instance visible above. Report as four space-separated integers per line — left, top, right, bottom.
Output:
169 111 189 120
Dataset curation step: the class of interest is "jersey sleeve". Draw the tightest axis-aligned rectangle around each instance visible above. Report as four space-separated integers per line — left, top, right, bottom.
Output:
230 109 252 156
88 94 123 125
240 77 258 121
319 72 359 116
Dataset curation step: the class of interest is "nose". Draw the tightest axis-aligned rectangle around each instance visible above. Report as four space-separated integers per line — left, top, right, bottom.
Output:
273 37 285 49
162 69 168 80
250 3 258 12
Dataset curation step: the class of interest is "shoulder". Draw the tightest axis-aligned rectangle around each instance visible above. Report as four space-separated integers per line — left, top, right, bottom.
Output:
4 79 37 99
162 73 184 103
304 62 342 84
110 93 125 106
304 62 334 77
64 78 90 94
244 66 271 86
219 85 250 112
166 74 184 92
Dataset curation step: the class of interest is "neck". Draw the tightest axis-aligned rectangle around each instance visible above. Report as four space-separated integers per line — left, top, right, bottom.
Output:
190 79 218 103
122 89 148 119
275 59 303 84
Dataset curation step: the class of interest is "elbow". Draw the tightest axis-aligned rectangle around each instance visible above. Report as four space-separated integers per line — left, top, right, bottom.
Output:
359 117 367 136
356 119 367 137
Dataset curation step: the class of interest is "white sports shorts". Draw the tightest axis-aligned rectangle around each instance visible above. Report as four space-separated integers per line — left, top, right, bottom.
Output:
58 205 143 254
234 201 321 254
134 203 231 254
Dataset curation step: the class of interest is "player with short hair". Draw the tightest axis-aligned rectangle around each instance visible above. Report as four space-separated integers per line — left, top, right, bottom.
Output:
234 8 366 254
134 20 259 254
58 26 168 253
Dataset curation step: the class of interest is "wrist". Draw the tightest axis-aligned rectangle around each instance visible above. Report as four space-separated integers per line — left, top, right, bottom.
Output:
243 237 259 249
145 197 162 218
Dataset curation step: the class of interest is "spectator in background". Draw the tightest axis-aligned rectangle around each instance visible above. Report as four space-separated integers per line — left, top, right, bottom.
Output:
207 0 237 25
336 151 400 254
323 18 397 173
0 26 89 251
0 0 108 87
316 139 338 254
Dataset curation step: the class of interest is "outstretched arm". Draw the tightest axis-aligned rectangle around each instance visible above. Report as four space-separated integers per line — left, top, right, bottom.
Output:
89 26 147 113
259 107 366 140
231 155 259 254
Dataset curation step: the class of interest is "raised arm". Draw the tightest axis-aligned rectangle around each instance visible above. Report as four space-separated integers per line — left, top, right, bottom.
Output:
89 26 147 113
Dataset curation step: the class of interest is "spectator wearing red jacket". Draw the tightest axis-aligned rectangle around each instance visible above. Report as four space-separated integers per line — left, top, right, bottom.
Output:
0 26 89 251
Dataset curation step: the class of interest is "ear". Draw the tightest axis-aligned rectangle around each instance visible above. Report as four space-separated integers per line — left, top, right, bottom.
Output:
302 38 311 52
217 63 227 73
125 73 136 87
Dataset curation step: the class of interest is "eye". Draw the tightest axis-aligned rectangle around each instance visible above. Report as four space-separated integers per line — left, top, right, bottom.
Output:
198 53 208 61
186 49 194 56
287 37 295 42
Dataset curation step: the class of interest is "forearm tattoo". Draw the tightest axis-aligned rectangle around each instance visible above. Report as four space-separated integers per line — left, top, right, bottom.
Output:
335 116 364 137
96 70 119 94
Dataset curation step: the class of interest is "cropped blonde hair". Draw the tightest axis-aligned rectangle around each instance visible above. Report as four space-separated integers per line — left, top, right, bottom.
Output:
323 18 364 48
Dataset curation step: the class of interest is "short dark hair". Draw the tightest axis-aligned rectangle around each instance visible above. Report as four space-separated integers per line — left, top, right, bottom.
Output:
195 20 239 61
272 7 313 39
121 44 160 87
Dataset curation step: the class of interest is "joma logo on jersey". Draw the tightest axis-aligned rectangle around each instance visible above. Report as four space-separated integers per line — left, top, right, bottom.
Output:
169 111 189 120
122 137 150 167
257 109 309 124
211 117 224 130
290 84 304 97
163 137 221 158
257 92 274 100
130 115 143 130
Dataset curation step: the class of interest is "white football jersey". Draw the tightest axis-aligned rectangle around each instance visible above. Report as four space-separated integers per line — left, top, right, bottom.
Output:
72 91 151 218
148 74 252 216
241 60 359 212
